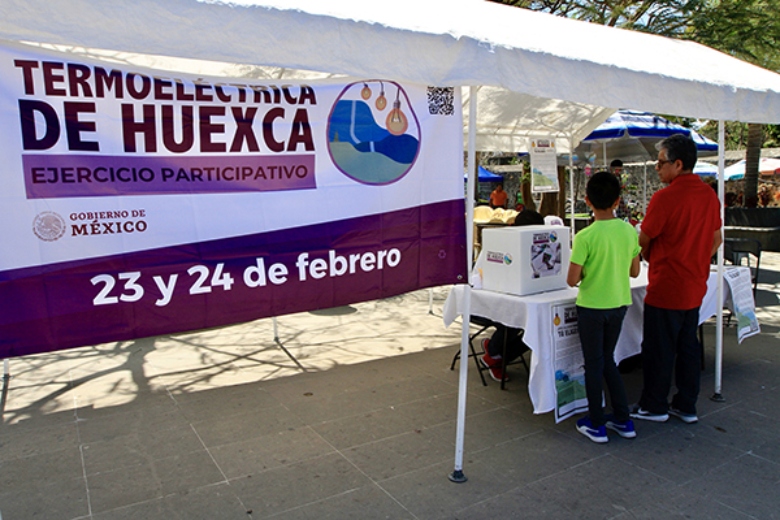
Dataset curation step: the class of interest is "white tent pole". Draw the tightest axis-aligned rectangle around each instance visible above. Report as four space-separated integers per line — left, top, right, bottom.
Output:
450 86 476 484
713 120 726 401
568 134 576 240
602 141 608 168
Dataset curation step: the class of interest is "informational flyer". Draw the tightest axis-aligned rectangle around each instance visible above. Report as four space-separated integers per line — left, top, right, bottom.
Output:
724 268 761 342
552 303 588 423
529 137 559 193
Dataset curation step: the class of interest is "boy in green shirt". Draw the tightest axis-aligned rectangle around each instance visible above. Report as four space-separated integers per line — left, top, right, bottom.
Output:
567 171 641 443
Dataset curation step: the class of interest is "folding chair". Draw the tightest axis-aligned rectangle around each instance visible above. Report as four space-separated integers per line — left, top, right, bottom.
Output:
450 315 493 386
450 315 530 387
491 326 531 390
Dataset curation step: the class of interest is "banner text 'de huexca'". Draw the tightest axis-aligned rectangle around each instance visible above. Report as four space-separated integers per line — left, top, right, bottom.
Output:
14 59 317 197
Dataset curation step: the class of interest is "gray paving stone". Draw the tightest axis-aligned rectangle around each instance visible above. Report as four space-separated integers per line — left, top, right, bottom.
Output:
341 425 456 482
0 419 79 461
380 459 515 519
172 383 280 420
228 452 373 517
611 426 744 485
209 426 336 479
81 425 206 475
311 405 427 450
0 446 83 494
677 453 780 519
86 450 225 514
91 483 248 520
664 489 756 520
0 475 89 520
270 484 417 520
190 403 306 447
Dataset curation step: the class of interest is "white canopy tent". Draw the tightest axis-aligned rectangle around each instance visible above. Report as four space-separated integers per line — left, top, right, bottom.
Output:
4 0 780 122
5 0 780 482
463 87 613 153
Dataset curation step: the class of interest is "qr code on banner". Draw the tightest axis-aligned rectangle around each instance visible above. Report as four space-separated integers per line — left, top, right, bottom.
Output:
427 86 455 115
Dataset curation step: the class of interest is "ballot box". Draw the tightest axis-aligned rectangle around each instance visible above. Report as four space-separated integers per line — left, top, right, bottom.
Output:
480 225 570 296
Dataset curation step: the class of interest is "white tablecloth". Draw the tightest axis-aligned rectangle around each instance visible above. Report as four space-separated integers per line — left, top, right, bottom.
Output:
443 266 751 414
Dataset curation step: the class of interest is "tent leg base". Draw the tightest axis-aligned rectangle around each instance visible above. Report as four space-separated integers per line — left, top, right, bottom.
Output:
710 392 726 403
448 470 468 483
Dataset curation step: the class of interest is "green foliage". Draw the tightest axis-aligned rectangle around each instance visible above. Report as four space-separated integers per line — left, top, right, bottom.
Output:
489 0 706 34
688 0 780 71
693 121 780 149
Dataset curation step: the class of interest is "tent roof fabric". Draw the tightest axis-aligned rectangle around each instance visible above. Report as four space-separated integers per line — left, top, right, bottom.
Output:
464 87 614 153
3 0 780 125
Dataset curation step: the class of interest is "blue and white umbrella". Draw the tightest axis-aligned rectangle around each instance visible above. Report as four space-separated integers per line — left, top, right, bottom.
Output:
693 162 719 177
722 158 780 181
576 110 718 165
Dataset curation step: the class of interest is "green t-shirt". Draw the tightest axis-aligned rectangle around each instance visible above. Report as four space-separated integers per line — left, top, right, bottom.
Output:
570 218 640 309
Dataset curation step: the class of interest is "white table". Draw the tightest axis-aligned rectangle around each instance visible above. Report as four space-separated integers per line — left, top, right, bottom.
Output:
443 267 753 414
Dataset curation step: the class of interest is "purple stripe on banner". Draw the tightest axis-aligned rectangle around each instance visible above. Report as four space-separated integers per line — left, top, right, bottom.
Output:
23 154 316 198
0 199 466 359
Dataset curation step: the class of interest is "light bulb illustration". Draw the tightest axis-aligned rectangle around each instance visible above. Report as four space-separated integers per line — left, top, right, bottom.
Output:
385 89 408 135
375 82 387 110
327 80 420 185
361 83 372 100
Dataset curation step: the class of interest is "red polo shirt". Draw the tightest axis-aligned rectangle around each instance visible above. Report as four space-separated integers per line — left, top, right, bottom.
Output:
642 174 722 310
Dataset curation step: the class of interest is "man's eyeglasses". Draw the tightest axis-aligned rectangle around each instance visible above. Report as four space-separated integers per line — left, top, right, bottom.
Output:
656 158 674 167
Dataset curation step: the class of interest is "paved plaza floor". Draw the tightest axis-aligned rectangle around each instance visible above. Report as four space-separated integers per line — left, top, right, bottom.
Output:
1 254 779 519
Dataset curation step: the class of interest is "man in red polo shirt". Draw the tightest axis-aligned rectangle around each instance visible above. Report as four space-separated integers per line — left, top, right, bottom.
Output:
631 134 722 424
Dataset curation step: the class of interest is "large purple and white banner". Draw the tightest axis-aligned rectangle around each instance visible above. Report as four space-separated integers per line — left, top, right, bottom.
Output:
0 41 467 358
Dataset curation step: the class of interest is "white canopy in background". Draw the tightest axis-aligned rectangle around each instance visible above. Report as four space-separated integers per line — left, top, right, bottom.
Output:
463 87 614 153
5 0 780 482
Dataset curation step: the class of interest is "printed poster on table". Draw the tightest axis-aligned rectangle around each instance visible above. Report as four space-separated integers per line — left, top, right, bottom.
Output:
529 137 559 193
552 303 588 423
0 41 467 358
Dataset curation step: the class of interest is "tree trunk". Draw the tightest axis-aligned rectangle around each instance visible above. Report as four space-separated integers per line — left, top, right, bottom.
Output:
539 191 557 216
521 179 536 212
472 151 483 204
503 170 520 211
557 165 567 218
744 123 763 208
